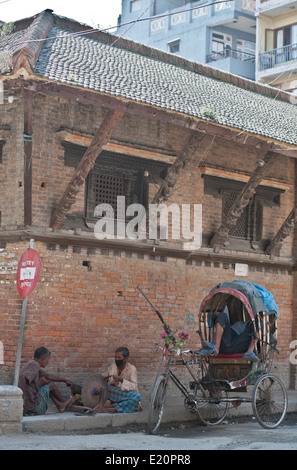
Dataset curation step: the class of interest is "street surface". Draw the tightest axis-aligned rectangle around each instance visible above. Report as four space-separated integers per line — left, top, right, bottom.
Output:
1 414 297 450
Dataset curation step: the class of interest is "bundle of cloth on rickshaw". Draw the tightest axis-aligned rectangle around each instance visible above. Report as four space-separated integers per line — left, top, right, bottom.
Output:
211 280 278 317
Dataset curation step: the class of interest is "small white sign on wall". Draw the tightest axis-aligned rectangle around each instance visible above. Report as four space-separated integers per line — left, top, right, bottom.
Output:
235 263 249 276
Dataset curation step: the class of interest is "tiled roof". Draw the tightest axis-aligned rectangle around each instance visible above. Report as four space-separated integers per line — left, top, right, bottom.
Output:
2 10 297 147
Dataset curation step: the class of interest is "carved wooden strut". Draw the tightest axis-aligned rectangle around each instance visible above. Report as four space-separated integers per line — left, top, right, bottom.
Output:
151 130 204 205
50 109 124 229
265 205 297 258
210 151 275 252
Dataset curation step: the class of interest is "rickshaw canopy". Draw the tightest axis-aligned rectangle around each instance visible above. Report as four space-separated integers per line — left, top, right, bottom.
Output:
199 281 278 322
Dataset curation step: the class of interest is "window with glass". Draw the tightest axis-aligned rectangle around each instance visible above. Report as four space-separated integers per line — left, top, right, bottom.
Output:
274 23 297 63
211 32 232 55
275 23 297 48
237 39 255 56
130 0 141 12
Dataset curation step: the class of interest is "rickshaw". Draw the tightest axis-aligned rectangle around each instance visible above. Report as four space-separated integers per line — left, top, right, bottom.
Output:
138 281 288 434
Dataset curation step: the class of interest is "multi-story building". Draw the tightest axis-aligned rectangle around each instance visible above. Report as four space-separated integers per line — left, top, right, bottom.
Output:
256 0 297 92
117 0 257 80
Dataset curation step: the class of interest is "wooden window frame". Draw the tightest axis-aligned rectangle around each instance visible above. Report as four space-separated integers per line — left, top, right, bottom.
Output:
203 174 284 252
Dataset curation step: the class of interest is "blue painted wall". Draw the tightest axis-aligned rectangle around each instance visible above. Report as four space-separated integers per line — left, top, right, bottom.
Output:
117 0 256 80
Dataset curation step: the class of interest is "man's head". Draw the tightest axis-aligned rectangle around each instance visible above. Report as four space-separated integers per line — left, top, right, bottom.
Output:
34 347 51 367
115 346 129 368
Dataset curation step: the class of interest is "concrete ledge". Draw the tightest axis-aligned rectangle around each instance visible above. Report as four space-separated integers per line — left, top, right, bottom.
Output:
22 406 199 433
0 385 23 434
21 390 297 434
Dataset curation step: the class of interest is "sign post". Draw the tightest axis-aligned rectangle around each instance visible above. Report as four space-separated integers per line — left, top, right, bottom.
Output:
13 240 41 386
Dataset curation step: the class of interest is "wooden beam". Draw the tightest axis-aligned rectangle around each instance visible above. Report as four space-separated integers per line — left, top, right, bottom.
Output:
210 151 276 252
265 205 297 258
23 88 33 226
151 130 205 204
13 80 297 159
50 109 124 229
57 129 176 164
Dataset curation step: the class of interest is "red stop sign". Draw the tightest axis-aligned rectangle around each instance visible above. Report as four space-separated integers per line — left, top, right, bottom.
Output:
17 249 41 298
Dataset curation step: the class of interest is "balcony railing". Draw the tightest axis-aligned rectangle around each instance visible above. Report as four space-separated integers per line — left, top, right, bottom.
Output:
206 48 255 63
259 43 297 70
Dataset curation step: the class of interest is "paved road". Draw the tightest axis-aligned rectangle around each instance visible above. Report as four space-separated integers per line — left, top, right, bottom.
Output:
1 414 297 450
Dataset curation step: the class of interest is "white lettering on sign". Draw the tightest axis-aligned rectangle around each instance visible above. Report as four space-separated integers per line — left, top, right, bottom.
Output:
235 263 249 277
21 260 35 266
20 281 32 288
20 267 36 280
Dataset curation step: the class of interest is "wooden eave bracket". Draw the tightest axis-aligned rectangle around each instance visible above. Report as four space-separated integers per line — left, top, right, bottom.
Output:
50 109 124 229
151 130 205 205
265 205 297 259
209 151 276 252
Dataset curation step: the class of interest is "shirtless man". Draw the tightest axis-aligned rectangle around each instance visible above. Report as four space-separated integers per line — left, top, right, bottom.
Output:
19 347 76 415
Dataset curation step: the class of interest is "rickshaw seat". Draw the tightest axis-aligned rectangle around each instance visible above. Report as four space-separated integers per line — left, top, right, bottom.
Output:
216 353 244 359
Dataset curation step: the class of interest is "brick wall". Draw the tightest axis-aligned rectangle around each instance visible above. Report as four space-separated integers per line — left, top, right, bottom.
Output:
0 239 294 402
0 93 25 229
0 90 296 404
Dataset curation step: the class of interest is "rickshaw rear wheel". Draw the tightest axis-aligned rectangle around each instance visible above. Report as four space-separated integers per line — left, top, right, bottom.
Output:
252 373 288 429
148 374 168 434
194 387 230 426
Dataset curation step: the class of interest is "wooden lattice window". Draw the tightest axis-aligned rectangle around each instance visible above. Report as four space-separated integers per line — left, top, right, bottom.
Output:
91 172 125 217
203 173 284 251
223 191 263 241
63 143 170 225
83 152 169 223
85 168 139 221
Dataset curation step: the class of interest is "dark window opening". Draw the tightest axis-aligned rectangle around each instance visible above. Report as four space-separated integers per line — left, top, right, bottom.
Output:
168 40 180 54
222 191 263 242
203 173 285 251
63 143 170 226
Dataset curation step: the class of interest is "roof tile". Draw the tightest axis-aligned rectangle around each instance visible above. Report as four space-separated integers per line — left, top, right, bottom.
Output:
3 10 297 147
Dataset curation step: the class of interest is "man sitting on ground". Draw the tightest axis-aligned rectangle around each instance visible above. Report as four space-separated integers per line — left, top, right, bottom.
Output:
198 311 259 362
94 346 142 413
19 347 76 415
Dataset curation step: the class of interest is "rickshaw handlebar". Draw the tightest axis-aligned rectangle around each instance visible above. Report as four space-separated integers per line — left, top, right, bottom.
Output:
137 285 176 344
155 344 193 356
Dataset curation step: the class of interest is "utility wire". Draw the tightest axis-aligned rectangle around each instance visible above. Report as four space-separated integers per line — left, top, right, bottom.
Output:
6 0 235 48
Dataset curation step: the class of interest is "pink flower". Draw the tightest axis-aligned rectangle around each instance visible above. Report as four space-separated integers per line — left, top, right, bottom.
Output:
179 332 189 341
160 330 167 339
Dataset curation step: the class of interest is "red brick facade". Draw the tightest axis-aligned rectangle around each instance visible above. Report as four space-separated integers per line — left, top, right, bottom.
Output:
0 87 296 404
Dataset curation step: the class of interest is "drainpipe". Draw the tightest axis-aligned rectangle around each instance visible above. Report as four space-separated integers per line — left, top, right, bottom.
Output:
23 88 33 226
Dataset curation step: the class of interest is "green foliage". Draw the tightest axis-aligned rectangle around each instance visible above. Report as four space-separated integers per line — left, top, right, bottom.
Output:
1 22 15 37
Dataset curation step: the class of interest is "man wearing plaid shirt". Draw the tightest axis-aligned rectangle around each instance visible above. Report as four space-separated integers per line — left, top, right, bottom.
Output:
101 347 142 413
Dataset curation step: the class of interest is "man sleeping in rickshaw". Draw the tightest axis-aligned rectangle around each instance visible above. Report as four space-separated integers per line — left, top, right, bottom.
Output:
197 282 278 362
198 309 259 361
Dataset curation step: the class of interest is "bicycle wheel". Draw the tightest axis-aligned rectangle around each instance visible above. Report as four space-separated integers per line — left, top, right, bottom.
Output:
194 387 229 426
148 374 168 434
252 373 288 429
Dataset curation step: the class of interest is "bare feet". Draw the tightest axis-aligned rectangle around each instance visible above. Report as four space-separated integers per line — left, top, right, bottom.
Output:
92 400 117 413
58 395 77 413
96 406 117 413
